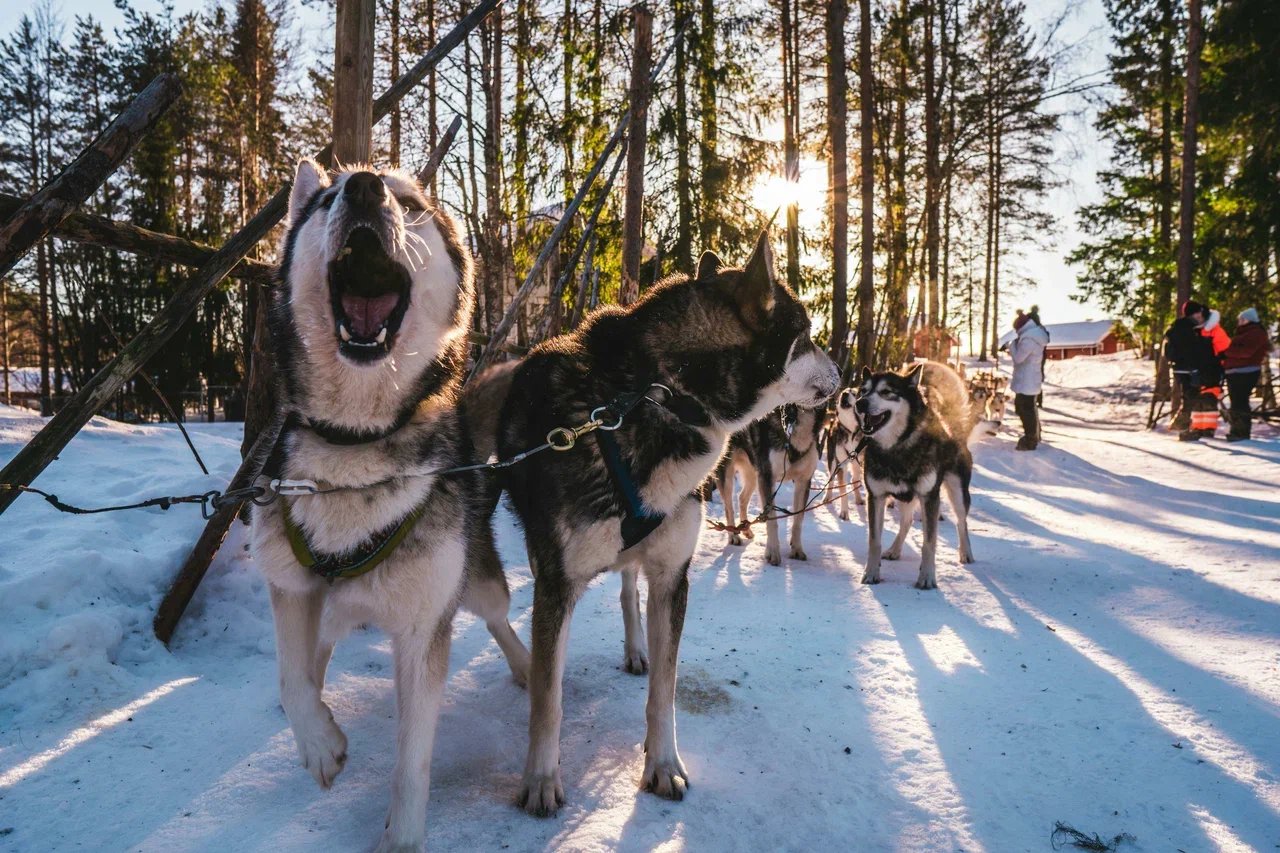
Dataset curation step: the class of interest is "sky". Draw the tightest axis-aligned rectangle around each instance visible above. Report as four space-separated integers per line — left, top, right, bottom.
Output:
3 0 1114 331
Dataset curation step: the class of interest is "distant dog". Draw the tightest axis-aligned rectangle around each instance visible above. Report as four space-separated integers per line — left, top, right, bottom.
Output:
827 390 866 520
856 363 975 589
968 371 1007 430
716 404 824 563
470 233 839 815
252 161 528 852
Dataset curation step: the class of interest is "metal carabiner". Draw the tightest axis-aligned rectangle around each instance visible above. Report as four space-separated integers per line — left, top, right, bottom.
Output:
590 406 624 431
271 478 321 496
547 426 580 451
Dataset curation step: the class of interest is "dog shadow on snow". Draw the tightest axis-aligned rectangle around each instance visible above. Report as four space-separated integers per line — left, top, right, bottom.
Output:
861 450 1279 851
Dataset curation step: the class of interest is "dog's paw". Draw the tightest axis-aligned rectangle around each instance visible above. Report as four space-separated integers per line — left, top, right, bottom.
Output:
517 771 565 817
293 706 347 789
959 546 975 564
883 548 901 561
914 572 938 591
641 754 689 801
861 568 882 585
623 645 649 675
789 547 808 561
765 546 782 566
728 532 744 546
838 510 850 521
373 830 423 853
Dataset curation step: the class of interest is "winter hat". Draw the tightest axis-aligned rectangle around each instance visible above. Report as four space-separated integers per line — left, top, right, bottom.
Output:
1181 299 1207 318
1026 304 1042 326
1013 309 1030 331
1238 307 1260 324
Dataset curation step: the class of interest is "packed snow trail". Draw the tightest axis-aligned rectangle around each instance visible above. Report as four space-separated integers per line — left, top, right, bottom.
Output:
1 354 1277 852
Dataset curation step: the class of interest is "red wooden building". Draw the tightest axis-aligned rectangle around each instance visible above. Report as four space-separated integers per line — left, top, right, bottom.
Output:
998 320 1129 360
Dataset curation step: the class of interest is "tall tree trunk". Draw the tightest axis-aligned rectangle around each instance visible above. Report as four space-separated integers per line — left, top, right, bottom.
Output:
1175 0 1202 307
826 0 849 364
890 1 909 361
390 0 401 166
698 0 719 249
673 0 694 273
620 4 653 305
781 0 801 294
482 6 504 336
427 0 438 197
856 0 875 372
980 91 994 362
513 0 530 224
991 127 1002 360
924 0 940 356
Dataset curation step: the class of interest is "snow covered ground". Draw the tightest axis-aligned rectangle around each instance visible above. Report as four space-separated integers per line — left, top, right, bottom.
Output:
1 353 1277 852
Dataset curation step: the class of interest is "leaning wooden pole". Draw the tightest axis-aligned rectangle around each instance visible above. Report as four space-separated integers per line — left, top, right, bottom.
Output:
0 193 274 282
152 126 469 643
0 2 501 519
152 411 285 646
0 74 182 278
334 0 376 164
471 17 687 377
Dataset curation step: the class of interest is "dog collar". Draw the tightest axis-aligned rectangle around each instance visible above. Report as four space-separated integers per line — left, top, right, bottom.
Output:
304 406 418 445
282 494 428 583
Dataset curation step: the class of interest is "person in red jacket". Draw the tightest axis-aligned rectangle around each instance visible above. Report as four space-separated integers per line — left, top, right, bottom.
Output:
1221 307 1271 441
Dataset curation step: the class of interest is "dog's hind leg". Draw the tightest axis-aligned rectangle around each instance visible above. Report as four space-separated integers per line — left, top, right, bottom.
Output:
915 488 942 590
945 472 975 564
718 459 743 547
862 493 886 584
884 498 915 561
378 618 451 853
834 466 850 521
635 499 698 800
789 475 811 560
738 473 755 539
620 565 648 675
464 525 531 687
269 583 347 790
519 557 578 817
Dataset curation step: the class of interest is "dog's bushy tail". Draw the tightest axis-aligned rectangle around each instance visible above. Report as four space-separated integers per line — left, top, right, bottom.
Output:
961 452 973 512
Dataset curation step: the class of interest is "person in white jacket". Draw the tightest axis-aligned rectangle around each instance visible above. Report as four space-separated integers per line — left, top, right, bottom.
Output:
1007 307 1050 450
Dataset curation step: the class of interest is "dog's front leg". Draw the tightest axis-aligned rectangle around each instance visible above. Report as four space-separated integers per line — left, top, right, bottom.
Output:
269 583 347 789
834 467 850 521
519 565 577 817
378 621 451 853
641 555 692 800
789 476 811 560
915 488 942 590
718 461 743 547
945 473 975 564
620 566 648 674
862 492 885 584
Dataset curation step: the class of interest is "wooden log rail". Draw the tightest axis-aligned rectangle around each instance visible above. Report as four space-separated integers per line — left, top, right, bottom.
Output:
0 74 183 278
0 193 274 282
0 0 504 519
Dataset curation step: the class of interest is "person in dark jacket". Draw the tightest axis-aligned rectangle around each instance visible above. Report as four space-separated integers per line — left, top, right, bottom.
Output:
1220 308 1271 441
1163 299 1226 441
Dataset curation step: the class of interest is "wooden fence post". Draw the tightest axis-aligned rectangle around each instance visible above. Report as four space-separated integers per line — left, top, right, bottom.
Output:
0 74 182 277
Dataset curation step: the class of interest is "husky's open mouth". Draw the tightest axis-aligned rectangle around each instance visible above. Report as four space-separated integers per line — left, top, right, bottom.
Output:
861 410 891 435
328 226 412 363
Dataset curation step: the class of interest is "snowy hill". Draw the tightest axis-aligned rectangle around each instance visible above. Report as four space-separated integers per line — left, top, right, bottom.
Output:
1 354 1277 852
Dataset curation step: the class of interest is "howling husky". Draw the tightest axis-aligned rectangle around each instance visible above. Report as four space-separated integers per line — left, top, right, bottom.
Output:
467 234 839 817
855 363 975 589
251 161 528 853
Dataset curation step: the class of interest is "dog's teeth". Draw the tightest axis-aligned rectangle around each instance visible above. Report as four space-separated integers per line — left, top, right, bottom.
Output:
339 324 352 342
376 327 387 344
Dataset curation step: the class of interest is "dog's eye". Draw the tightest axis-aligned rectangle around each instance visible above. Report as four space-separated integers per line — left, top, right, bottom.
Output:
398 195 425 212
318 192 336 210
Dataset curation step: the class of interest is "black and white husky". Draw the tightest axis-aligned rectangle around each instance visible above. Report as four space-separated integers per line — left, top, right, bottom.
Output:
716 404 824 563
855 364 975 589
827 389 866 520
467 234 839 816
250 160 528 852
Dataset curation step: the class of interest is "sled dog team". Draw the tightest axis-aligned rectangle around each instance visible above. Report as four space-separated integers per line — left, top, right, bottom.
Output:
252 163 975 851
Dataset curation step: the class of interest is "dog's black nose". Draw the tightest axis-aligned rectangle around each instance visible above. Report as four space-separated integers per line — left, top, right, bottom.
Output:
855 398 868 414
839 390 852 408
344 171 385 209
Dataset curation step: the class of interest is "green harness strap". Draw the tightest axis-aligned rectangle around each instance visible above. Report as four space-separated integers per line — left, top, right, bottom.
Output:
282 496 429 583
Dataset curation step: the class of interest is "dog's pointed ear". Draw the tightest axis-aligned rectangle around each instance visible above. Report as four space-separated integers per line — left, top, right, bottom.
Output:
739 231 777 321
906 363 924 389
696 250 723 281
860 365 872 383
289 159 330 225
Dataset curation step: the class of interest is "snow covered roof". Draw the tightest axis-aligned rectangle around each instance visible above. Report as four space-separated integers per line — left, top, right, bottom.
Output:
998 319 1117 349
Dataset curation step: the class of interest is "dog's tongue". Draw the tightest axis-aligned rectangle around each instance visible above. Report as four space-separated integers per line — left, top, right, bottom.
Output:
341 293 399 338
